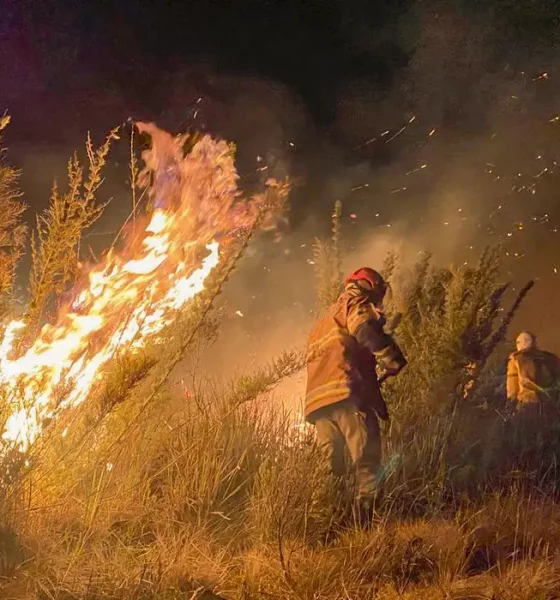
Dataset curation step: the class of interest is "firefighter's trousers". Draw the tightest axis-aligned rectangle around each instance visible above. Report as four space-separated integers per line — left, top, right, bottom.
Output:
314 398 382 502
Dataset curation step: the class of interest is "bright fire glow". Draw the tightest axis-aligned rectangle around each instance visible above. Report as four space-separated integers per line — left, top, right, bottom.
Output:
0 122 286 451
0 208 219 450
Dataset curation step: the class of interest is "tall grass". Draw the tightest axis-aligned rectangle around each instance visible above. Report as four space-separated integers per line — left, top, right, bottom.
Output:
0 115 27 321
312 200 343 313
0 126 558 599
26 129 120 330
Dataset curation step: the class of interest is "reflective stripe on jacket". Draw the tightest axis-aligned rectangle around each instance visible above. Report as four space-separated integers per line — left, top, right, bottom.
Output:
305 286 404 421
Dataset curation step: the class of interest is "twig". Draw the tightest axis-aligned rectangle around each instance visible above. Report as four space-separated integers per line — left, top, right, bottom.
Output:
277 517 302 600
130 126 138 234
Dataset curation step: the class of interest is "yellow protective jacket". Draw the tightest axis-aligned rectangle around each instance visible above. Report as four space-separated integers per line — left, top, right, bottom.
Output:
305 285 406 422
506 348 560 403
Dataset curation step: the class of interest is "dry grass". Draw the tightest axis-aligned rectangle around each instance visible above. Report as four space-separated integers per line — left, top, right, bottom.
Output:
3 381 560 599
0 115 27 320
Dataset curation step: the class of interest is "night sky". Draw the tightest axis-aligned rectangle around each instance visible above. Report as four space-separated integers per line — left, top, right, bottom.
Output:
2 0 560 355
4 0 558 145
3 0 408 133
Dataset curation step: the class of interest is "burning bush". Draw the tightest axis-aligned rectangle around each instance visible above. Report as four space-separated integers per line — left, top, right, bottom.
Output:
0 122 288 454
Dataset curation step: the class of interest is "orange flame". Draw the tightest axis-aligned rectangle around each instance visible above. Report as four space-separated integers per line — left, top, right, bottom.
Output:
0 123 286 450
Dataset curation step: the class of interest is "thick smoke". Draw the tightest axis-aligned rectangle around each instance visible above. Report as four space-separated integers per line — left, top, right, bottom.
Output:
182 4 560 406
4 1 560 411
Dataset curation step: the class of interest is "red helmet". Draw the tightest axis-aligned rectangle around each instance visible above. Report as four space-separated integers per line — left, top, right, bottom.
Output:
344 267 386 294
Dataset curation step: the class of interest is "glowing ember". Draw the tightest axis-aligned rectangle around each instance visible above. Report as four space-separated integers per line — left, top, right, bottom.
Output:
0 122 287 450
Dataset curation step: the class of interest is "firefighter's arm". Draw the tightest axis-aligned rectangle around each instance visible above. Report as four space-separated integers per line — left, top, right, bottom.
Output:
355 320 407 378
506 355 519 401
346 294 407 377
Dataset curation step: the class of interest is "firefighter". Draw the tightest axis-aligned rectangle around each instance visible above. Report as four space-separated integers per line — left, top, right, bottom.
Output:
506 331 560 408
305 267 407 521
